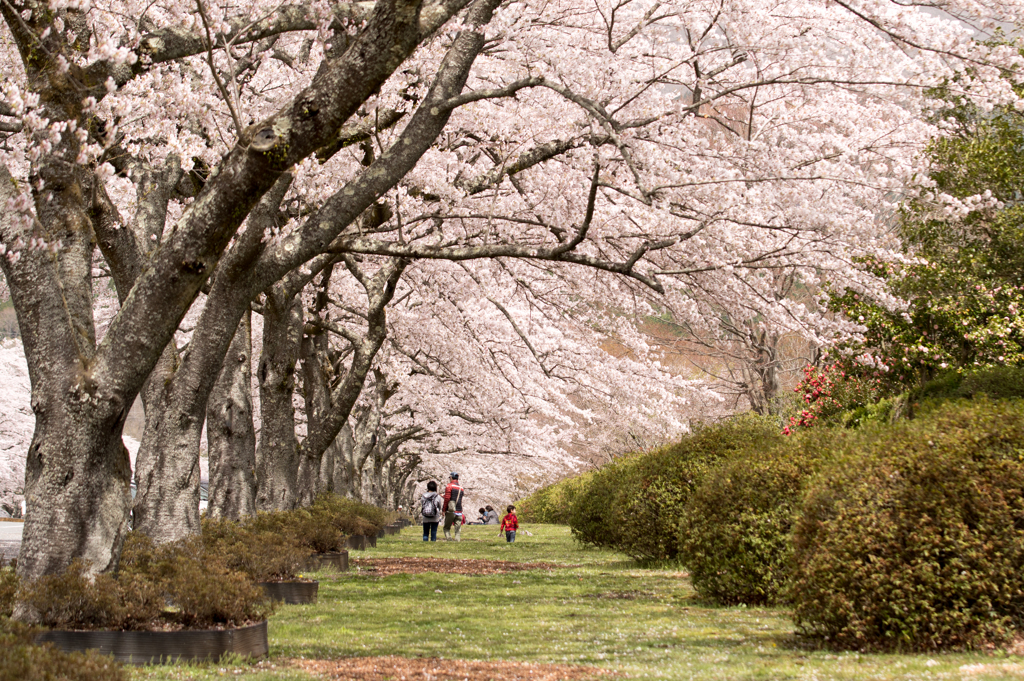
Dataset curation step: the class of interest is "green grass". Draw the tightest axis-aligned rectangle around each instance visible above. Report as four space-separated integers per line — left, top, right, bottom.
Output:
134 524 1024 681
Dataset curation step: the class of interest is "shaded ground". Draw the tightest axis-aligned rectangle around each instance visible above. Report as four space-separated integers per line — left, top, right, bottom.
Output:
350 557 570 576
288 656 611 681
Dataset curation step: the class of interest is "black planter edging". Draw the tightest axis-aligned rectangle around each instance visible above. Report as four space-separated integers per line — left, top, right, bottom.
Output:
258 580 318 604
346 534 377 550
36 620 268 665
302 550 348 572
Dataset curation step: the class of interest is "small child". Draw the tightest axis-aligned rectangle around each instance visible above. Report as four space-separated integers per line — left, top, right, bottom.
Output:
499 505 519 543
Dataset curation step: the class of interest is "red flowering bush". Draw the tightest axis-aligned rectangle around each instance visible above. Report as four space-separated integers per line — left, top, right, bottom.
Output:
783 363 884 434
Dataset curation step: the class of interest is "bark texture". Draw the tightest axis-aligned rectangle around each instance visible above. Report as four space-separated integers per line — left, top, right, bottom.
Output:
207 310 257 520
255 290 304 511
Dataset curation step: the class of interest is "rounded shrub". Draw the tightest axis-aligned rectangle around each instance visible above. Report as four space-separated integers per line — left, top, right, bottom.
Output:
571 415 782 561
790 399 1024 651
517 472 593 524
568 463 626 551
678 429 833 605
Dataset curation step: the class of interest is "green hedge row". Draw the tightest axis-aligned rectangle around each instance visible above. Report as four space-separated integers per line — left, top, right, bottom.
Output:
545 391 1024 651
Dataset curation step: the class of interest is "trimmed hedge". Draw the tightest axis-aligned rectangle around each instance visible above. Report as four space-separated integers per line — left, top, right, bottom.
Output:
517 472 594 524
570 416 782 561
790 399 1024 651
678 430 832 605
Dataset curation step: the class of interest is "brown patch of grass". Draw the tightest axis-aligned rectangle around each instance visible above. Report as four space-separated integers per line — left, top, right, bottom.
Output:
288 656 613 681
350 557 570 576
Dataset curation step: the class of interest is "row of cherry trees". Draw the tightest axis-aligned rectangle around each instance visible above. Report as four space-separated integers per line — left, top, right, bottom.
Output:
1 0 1023 591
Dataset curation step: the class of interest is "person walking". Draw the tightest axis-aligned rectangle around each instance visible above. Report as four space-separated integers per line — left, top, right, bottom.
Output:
499 505 519 543
443 472 465 541
420 481 442 542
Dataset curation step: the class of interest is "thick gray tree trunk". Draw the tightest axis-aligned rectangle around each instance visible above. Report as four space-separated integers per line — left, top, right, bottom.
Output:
206 310 257 520
296 267 335 506
256 291 304 511
331 427 359 498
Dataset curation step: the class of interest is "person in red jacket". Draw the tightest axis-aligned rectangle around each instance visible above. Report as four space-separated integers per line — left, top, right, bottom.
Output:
442 472 465 542
499 505 519 543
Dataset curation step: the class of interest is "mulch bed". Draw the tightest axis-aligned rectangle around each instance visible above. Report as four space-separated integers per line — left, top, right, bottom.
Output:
289 656 612 681
350 557 571 576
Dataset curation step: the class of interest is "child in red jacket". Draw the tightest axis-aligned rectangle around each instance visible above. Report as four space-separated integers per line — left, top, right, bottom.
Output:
499 505 519 543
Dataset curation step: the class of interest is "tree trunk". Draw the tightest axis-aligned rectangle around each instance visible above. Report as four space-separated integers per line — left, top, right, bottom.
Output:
255 291 304 511
296 267 335 507
131 343 206 543
207 310 257 520
0 158 134 588
332 426 358 498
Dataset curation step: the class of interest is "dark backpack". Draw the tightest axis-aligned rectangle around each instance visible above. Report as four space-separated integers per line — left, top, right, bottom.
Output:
421 494 439 518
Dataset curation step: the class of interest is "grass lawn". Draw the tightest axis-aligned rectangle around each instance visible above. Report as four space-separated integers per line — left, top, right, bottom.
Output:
135 524 1024 681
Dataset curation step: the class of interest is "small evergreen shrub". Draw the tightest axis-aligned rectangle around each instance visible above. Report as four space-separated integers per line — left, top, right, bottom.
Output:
244 494 384 552
17 558 163 630
0 559 17 617
678 430 832 605
201 518 309 581
790 399 1024 651
0 618 126 681
18 533 272 631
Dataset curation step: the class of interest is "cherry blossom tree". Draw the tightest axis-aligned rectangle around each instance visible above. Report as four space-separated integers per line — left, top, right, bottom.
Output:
0 0 1022 589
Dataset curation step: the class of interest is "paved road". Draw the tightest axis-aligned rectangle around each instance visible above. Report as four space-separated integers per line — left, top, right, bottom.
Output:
0 520 22 563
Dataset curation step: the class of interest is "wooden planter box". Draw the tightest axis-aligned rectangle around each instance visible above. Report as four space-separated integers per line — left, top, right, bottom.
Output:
302 550 348 572
258 580 318 604
36 620 268 665
346 534 376 551
384 524 400 535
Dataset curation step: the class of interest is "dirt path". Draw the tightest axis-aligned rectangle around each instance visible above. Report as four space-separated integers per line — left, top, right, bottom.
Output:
289 656 611 681
350 557 572 576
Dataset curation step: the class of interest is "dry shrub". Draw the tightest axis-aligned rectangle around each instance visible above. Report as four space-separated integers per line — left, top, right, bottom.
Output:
0 618 126 681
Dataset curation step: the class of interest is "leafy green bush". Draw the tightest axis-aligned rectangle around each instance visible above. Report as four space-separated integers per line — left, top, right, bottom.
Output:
567 459 629 552
914 366 1024 403
790 399 1024 651
678 430 832 605
0 618 126 681
18 533 272 631
570 415 782 561
517 472 594 524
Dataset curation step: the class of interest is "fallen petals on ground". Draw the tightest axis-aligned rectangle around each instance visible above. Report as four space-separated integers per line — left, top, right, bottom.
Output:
289 656 612 681
350 557 571 576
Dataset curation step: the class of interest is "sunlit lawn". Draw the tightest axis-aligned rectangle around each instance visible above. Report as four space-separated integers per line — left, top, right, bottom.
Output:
135 524 1024 681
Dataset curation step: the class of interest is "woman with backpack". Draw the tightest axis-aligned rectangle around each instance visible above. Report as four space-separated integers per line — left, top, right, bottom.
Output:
420 481 442 541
